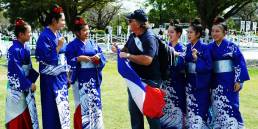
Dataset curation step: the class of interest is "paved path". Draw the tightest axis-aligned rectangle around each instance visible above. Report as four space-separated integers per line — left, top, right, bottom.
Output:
241 48 258 60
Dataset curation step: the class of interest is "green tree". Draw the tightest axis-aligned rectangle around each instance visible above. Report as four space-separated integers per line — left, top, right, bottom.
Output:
234 2 258 21
193 0 257 30
147 0 257 33
226 18 236 30
85 2 121 30
0 10 9 35
146 0 197 27
1 0 114 31
110 13 128 34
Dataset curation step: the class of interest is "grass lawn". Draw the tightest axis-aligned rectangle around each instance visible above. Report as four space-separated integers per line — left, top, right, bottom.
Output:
0 57 257 129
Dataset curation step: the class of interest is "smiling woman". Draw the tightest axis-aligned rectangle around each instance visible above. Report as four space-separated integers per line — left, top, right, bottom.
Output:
209 16 250 129
5 18 40 129
66 16 107 129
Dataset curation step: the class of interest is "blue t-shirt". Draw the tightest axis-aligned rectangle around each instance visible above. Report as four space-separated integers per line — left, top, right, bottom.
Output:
125 29 161 80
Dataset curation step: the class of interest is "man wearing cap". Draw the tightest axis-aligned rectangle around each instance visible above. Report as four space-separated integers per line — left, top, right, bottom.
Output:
112 9 161 129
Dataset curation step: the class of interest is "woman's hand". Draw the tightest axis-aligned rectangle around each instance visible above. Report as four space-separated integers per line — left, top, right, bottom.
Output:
58 37 65 47
77 55 91 62
234 82 242 92
56 37 65 53
192 48 198 61
90 55 100 64
31 83 36 92
67 79 71 89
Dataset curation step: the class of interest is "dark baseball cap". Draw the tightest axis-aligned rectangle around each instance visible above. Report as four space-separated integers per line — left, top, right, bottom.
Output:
126 9 148 22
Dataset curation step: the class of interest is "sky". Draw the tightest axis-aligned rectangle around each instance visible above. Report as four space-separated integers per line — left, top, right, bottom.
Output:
120 0 150 13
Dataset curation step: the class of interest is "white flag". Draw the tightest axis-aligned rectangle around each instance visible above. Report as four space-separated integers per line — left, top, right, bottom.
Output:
240 21 245 32
253 22 257 31
246 21 251 31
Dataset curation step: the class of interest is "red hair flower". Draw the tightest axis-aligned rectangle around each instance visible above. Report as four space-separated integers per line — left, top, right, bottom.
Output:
74 18 85 25
15 18 25 26
53 6 63 14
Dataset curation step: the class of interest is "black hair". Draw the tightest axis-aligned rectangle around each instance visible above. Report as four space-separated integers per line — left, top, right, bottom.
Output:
42 4 64 26
170 19 182 36
213 16 227 32
73 16 87 33
190 19 203 38
14 18 30 37
159 29 163 35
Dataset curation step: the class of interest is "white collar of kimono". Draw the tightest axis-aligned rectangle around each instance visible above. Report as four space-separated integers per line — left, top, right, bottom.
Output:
215 38 225 47
80 39 89 45
47 26 58 37
216 41 222 47
16 39 26 48
191 42 197 50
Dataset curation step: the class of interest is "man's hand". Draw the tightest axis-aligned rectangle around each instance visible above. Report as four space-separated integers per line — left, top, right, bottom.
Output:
119 52 130 58
111 43 118 53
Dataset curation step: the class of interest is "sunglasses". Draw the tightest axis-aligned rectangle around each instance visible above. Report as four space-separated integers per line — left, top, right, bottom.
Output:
128 19 136 23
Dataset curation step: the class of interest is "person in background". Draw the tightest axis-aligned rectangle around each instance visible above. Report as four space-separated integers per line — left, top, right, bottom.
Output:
160 19 187 129
5 18 39 129
185 19 212 128
35 4 70 129
158 29 165 41
66 16 106 129
209 16 250 129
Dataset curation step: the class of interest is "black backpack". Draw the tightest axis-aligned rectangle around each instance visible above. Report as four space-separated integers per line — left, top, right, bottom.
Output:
155 36 175 80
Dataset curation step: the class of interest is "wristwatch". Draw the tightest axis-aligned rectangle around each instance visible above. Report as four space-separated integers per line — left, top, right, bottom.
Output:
126 53 131 58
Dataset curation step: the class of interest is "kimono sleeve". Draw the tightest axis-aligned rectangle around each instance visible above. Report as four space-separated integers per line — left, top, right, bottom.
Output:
65 43 78 84
232 45 250 83
175 47 186 71
35 36 57 63
93 40 106 69
195 45 212 73
28 68 39 83
65 43 78 71
7 49 32 91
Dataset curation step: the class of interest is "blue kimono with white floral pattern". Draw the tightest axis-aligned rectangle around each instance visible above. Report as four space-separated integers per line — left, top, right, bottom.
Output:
6 40 39 129
185 40 212 129
209 38 249 129
160 42 186 129
66 38 106 129
35 27 70 129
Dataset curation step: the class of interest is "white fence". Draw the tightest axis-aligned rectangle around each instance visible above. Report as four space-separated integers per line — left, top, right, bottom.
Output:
227 35 258 48
0 33 257 57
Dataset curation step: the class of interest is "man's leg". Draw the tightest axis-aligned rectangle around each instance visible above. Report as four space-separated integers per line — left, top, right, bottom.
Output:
146 117 161 129
128 90 144 129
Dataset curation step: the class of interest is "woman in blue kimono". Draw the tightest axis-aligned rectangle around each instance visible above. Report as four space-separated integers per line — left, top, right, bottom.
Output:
35 5 70 129
160 20 186 129
185 19 212 129
209 17 249 129
5 18 39 129
66 17 106 129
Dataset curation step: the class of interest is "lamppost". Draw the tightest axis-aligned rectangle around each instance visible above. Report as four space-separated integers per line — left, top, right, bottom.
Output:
117 13 121 36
